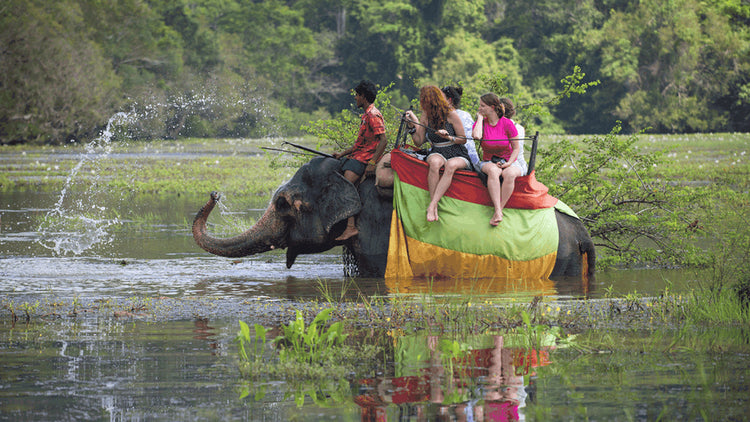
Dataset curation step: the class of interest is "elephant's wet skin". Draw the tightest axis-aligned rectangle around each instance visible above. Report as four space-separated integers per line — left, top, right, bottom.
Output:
550 211 597 279
193 156 596 279
192 191 289 257
193 157 368 269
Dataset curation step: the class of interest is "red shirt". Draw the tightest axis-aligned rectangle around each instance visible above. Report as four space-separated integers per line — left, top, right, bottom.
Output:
350 104 385 163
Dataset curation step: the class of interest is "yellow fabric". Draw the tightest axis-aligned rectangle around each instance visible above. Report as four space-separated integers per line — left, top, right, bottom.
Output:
386 210 413 278
385 274 557 296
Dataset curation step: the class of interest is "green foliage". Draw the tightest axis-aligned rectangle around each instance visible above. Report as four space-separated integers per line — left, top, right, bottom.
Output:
474 66 599 133
537 123 702 267
579 0 750 133
0 0 122 144
236 308 381 407
518 309 569 352
236 320 270 365
273 308 348 365
3 0 750 144
429 33 524 97
302 109 361 152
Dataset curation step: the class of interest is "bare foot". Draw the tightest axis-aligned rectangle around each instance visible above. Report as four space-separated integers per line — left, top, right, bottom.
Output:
426 205 439 222
490 211 503 226
335 225 359 241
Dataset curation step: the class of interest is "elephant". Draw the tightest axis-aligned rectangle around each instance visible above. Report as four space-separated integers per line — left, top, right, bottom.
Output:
192 155 596 279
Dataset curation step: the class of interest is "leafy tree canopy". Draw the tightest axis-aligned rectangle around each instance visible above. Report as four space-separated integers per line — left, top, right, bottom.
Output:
2 0 748 144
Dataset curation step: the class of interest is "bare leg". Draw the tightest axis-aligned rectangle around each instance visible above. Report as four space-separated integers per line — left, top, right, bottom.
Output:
335 169 361 240
425 155 446 221
335 216 358 240
483 163 504 226
427 158 465 222
499 166 522 210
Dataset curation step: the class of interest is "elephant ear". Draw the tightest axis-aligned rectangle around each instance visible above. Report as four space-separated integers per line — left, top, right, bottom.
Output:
320 170 362 233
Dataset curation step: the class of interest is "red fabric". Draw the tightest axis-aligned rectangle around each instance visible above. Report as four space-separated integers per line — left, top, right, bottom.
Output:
391 149 558 210
350 104 386 162
390 375 430 404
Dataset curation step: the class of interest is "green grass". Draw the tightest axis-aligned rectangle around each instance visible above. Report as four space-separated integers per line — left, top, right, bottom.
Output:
543 132 750 188
2 133 748 196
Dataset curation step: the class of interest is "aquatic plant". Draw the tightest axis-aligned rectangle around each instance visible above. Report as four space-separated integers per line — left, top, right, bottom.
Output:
236 308 382 407
236 307 383 377
315 277 356 304
274 308 347 365
235 320 270 365
518 309 568 352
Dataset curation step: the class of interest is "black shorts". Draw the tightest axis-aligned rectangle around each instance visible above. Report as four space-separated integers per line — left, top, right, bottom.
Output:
340 157 367 176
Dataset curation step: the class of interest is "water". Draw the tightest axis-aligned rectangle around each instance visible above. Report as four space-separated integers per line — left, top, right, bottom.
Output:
2 317 747 421
0 187 697 301
1 136 747 421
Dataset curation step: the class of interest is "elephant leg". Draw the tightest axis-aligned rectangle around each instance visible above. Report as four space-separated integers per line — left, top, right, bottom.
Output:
346 177 393 277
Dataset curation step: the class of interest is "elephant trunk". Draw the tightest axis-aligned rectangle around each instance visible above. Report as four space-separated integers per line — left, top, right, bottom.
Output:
192 191 287 258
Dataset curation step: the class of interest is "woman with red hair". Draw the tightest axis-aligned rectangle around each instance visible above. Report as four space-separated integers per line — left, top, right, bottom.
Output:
405 85 470 222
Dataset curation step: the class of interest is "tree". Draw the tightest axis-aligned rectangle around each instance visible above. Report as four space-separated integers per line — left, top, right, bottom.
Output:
217 0 330 109
577 0 749 132
82 0 186 94
537 124 699 267
429 31 524 96
0 0 121 144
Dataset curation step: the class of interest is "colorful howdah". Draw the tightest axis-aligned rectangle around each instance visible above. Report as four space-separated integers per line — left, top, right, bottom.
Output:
385 149 578 280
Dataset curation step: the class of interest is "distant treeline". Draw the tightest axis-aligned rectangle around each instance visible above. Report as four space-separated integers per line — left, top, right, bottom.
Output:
1 0 748 144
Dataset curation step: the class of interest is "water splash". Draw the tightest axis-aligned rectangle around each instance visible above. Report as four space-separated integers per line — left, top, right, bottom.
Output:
34 89 276 255
37 112 134 255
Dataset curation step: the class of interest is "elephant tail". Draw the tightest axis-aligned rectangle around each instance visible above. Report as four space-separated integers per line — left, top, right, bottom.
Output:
579 237 596 277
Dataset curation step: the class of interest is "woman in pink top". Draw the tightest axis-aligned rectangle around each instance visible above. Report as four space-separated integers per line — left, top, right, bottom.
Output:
472 93 526 226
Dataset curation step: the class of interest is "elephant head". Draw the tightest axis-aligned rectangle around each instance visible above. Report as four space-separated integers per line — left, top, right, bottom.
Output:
192 157 362 267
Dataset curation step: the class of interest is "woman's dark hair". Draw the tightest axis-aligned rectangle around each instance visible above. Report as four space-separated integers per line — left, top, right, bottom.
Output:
479 93 505 119
441 86 464 108
354 80 378 103
499 97 516 119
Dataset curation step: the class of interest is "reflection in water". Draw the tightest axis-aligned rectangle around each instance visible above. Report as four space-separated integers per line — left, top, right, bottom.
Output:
0 318 238 421
386 274 596 302
2 313 750 420
355 334 551 422
193 317 219 353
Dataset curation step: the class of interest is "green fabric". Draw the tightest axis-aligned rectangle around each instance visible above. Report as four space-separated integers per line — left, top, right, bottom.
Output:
394 334 546 377
393 176 559 261
554 200 578 219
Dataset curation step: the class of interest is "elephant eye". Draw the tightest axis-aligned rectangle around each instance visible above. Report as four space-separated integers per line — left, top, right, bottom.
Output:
275 195 291 214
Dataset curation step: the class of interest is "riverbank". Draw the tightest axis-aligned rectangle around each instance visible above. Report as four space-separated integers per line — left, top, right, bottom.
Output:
1 280 740 336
